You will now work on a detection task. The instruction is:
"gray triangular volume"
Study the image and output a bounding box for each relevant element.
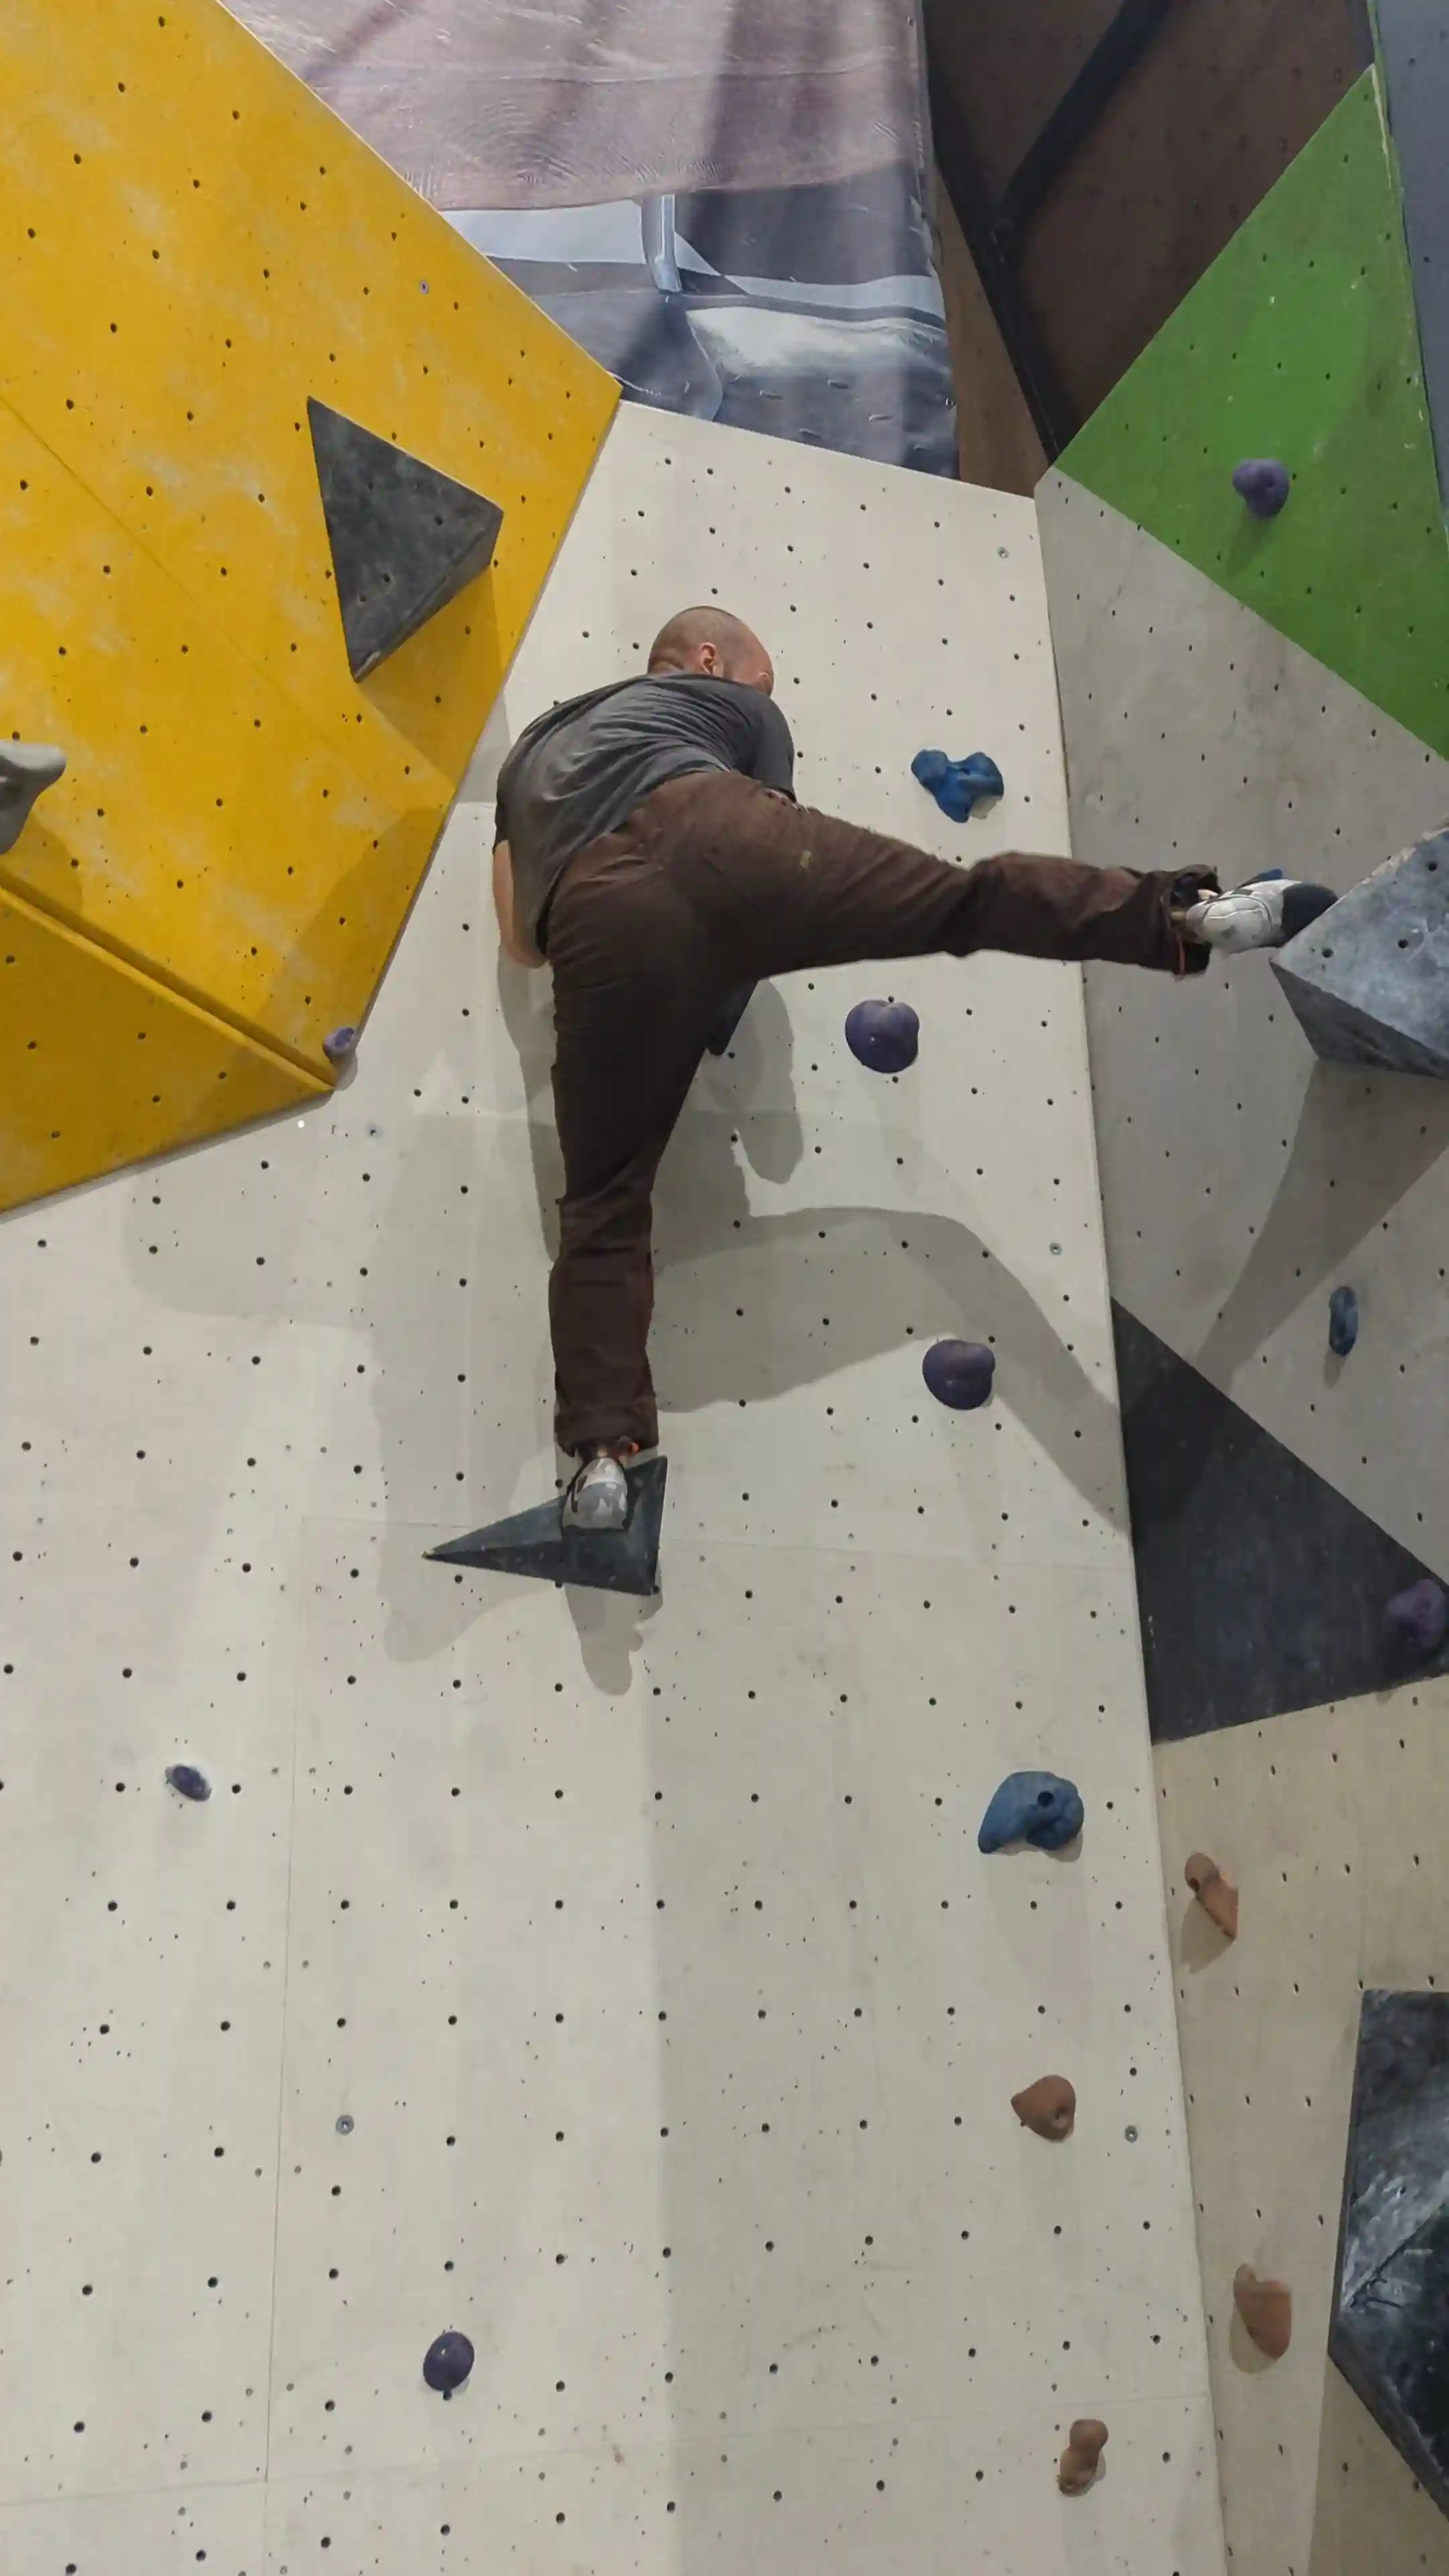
[1330,1991,1449,2518]
[308,398,504,681]
[425,1456,667,1598]
[1272,824,1449,1077]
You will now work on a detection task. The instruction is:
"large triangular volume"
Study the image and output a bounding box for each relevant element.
[308,398,504,681]
[426,1456,667,1597]
[1273,826,1449,1078]
[1114,1304,1449,1739]
[1331,1990,1449,2518]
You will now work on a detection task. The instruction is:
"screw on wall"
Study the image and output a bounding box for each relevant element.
[335,2114,354,2135]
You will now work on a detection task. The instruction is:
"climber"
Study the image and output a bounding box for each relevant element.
[492,604,1335,1532]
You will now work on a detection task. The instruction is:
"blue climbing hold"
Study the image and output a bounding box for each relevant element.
[1385,1576,1449,1663]
[922,1339,995,1410]
[1232,458,1291,519]
[912,747,1004,824]
[845,998,919,1073]
[423,2330,475,2395]
[323,1024,358,1066]
[166,1764,211,1803]
[978,1770,1084,1854]
[1328,1285,1359,1357]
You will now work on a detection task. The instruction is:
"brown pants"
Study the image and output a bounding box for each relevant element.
[543,769,1208,1454]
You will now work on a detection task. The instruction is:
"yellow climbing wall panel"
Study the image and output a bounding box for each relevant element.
[0,395,433,1073]
[0,885,324,1217]
[0,0,617,1205]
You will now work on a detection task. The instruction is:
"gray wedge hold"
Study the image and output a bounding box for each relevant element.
[1272,826,1449,1078]
[0,743,66,855]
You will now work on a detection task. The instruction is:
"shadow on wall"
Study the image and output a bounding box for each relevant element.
[110,945,1120,1691]
[1195,1061,1449,1389]
[1307,2358,1449,2573]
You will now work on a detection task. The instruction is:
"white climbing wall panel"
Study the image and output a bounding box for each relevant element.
[1036,472,1449,1567]
[0,408,1225,2575]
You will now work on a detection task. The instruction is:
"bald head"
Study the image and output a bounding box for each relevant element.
[647,606,774,696]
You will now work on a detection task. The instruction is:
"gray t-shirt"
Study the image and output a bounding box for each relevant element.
[494,672,796,948]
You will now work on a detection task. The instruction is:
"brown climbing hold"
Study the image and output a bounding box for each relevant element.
[1059,2418,1108,2494]
[1234,2264,1292,2361]
[1185,1851,1238,1939]
[1012,2074,1075,2139]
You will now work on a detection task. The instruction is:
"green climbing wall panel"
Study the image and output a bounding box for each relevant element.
[1057,72,1449,759]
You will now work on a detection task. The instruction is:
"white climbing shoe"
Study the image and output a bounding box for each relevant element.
[562,1452,631,1532]
[1179,875,1336,955]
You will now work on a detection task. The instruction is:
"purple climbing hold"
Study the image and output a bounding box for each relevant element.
[912,747,1004,824]
[1328,1285,1359,1357]
[1232,458,1291,519]
[423,2330,475,2395]
[845,998,920,1074]
[922,1338,996,1411]
[166,1764,211,1803]
[323,1024,357,1066]
[1385,1576,1449,1663]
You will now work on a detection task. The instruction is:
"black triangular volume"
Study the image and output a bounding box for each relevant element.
[426,1456,667,1599]
[1331,1991,1449,2518]
[308,398,504,681]
[1113,1302,1449,1740]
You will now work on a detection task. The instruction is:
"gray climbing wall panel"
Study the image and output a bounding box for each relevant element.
[0,410,1224,2573]
[1376,0,1449,505]
[1156,1697,1449,2576]
[1038,472,1449,1610]
[1040,461,1449,2576]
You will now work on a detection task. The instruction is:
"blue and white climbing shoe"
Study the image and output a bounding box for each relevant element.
[562,1452,631,1532]
[1180,875,1336,955]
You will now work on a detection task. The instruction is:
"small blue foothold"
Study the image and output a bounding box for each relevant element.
[1328,1285,1358,1357]
[978,1770,1084,1854]
[423,2330,475,2395]
[1385,1576,1449,1663]
[922,1339,995,1410]
[323,1024,357,1066]
[1232,458,1291,518]
[845,998,919,1074]
[166,1764,211,1803]
[912,748,1004,823]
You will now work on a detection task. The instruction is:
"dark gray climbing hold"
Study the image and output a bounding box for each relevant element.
[423,2330,474,2395]
[1331,1989,1449,2517]
[978,1770,1083,1854]
[1328,1286,1359,1356]
[845,998,919,1073]
[323,1024,357,1066]
[427,1454,667,1597]
[922,1339,995,1410]
[1232,458,1291,517]
[166,1764,211,1802]
[308,398,504,682]
[1385,1575,1449,1662]
[0,743,66,855]
[912,747,1004,824]
[706,981,756,1057]
[1273,828,1449,1078]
